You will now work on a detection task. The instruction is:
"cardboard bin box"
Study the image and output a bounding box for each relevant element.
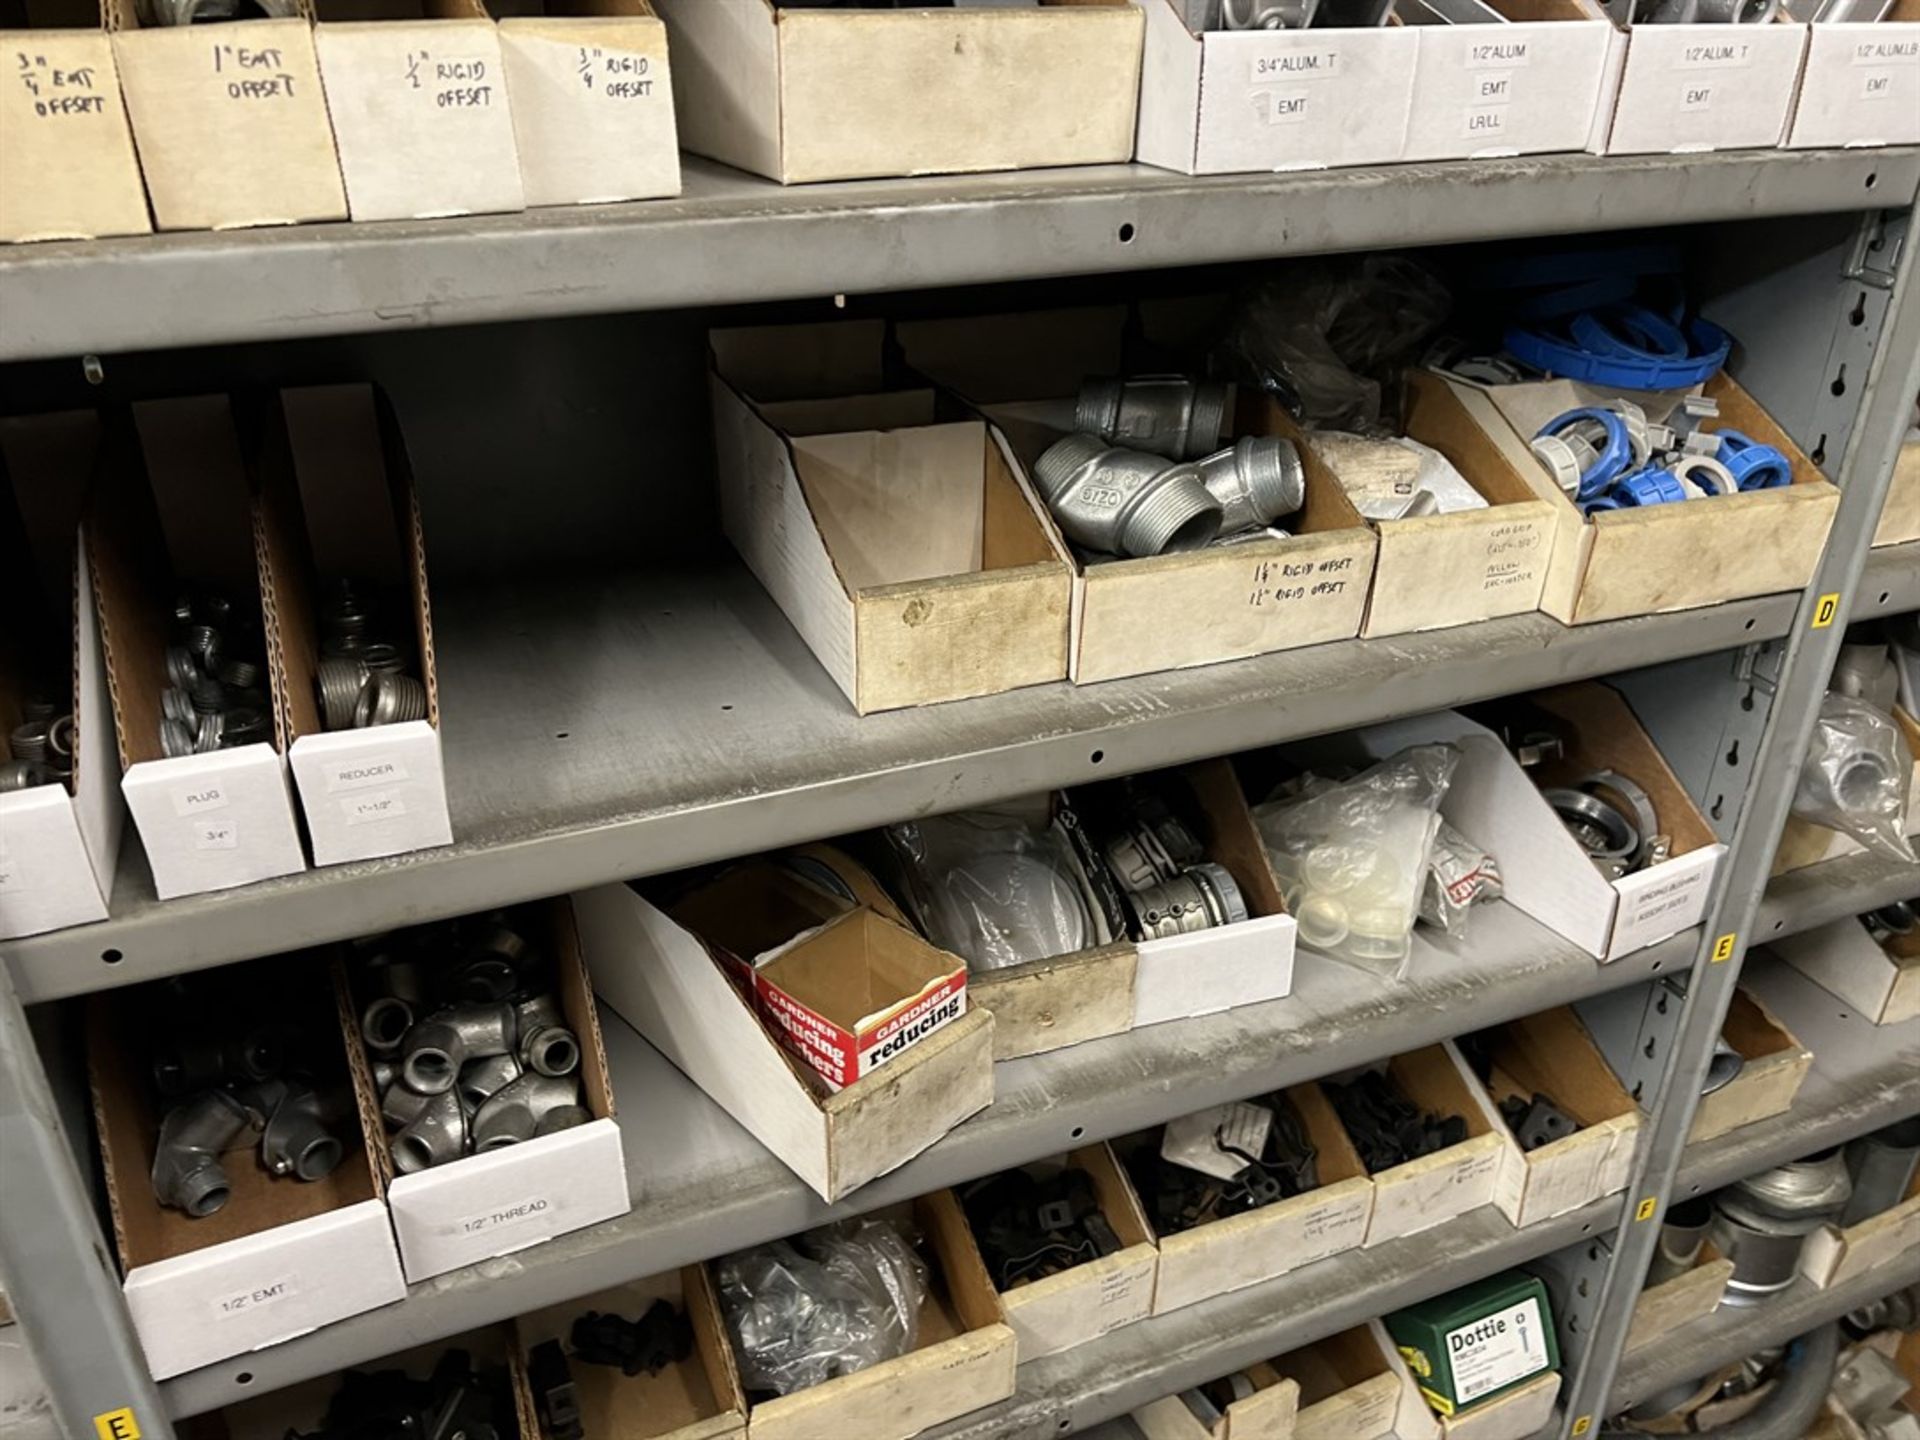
[1799,1164,1920,1289]
[0,413,124,939]
[653,0,1142,185]
[1875,439,1920,546]
[511,1266,747,1440]
[314,0,524,221]
[1785,0,1920,149]
[253,384,453,867]
[0,0,149,242]
[1600,15,1807,154]
[1773,915,1920,1027]
[1427,1370,1559,1440]
[899,307,1379,685]
[1277,1324,1409,1440]
[575,876,994,1205]
[1627,1242,1732,1351]
[1771,705,1920,876]
[1132,1370,1300,1440]
[1118,1082,1375,1317]
[1435,370,1838,625]
[106,0,346,232]
[710,1192,1017,1440]
[87,398,308,901]
[710,320,1074,714]
[338,896,630,1283]
[1687,985,1812,1144]
[88,956,406,1382]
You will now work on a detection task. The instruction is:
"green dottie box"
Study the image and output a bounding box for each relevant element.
[1385,1270,1559,1418]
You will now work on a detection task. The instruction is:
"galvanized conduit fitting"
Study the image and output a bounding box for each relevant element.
[1198,437,1305,535]
[399,1002,516,1094]
[353,671,429,728]
[151,1090,257,1217]
[317,657,370,731]
[392,1089,466,1174]
[472,1072,581,1151]
[1076,377,1231,462]
[251,1081,344,1182]
[1033,435,1223,558]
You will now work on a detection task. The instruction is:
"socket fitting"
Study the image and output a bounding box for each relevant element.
[1076,377,1231,461]
[1034,435,1223,558]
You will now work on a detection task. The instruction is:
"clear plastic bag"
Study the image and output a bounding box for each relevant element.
[714,1219,928,1397]
[886,809,1095,971]
[1420,819,1504,941]
[1252,745,1459,969]
[1792,694,1917,863]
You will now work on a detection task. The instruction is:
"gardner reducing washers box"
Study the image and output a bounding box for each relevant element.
[1385,1270,1559,1418]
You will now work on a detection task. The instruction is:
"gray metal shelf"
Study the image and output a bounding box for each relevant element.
[0,150,1914,361]
[1754,851,1920,946]
[6,563,1799,1004]
[160,903,1689,1417]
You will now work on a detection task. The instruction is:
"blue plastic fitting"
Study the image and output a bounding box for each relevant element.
[1503,317,1732,390]
[1537,407,1635,501]
[1715,429,1792,491]
[1568,305,1690,361]
[1616,467,1689,508]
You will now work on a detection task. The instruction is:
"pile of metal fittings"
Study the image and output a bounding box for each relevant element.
[288,1349,517,1440]
[1181,0,1396,28]
[354,914,589,1173]
[1542,769,1669,880]
[1325,1071,1466,1173]
[313,579,429,731]
[1709,1148,1853,1305]
[1531,393,1792,518]
[1099,788,1249,940]
[1,690,74,792]
[1638,0,1784,23]
[1126,1095,1319,1236]
[961,1166,1123,1288]
[156,589,274,758]
[1032,377,1305,559]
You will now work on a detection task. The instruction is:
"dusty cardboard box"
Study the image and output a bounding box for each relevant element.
[964,1144,1158,1361]
[314,0,525,220]
[711,1192,1017,1440]
[338,896,630,1283]
[1132,1369,1300,1440]
[105,0,346,231]
[0,413,123,939]
[899,307,1378,685]
[710,320,1073,714]
[490,0,678,208]
[1475,1007,1643,1229]
[88,397,307,901]
[1774,916,1920,1026]
[87,956,405,1382]
[0,0,150,242]
[1876,439,1920,546]
[1799,1165,1920,1288]
[1275,1324,1408,1440]
[1626,1243,1732,1351]
[1117,1082,1374,1317]
[511,1266,747,1440]
[252,384,453,867]
[1430,1370,1559,1440]
[1785,0,1920,148]
[1771,706,1920,876]
[576,878,994,1204]
[1601,16,1807,153]
[1687,985,1812,1144]
[653,0,1141,185]
[1436,370,1838,624]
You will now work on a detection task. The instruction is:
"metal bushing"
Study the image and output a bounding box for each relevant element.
[354,670,428,728]
[1197,437,1305,534]
[185,623,222,674]
[360,642,405,676]
[159,718,195,759]
[165,645,198,690]
[187,673,226,716]
[1125,862,1249,940]
[316,656,371,732]
[8,721,48,764]
[192,711,227,754]
[1709,1205,1812,1304]
[0,760,38,792]
[1076,377,1231,462]
[1034,435,1224,559]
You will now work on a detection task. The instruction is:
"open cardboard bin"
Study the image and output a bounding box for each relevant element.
[0,0,149,242]
[1115,1082,1374,1317]
[1876,439,1920,546]
[104,0,346,232]
[313,0,524,221]
[337,896,630,1282]
[1472,1007,1643,1229]
[1771,706,1920,876]
[1786,0,1920,148]
[87,955,405,1381]
[651,0,1142,185]
[1279,1323,1411,1440]
[1626,1242,1732,1351]
[575,877,994,1204]
[708,1192,1017,1440]
[1427,1370,1559,1440]
[1434,370,1838,624]
[0,413,124,939]
[709,320,1074,714]
[1601,14,1808,153]
[1799,1162,1920,1289]
[1132,1370,1301,1440]
[1686,985,1812,1144]
[511,1266,747,1440]
[86,397,308,901]
[898,306,1379,685]
[252,384,453,867]
[1774,916,1920,1027]
[488,0,677,208]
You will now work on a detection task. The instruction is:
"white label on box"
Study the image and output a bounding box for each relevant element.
[1611,854,1713,957]
[1676,40,1753,69]
[1679,80,1717,111]
[1471,71,1514,102]
[1251,48,1340,81]
[213,1274,298,1321]
[1163,1101,1274,1182]
[194,817,239,851]
[1463,104,1509,138]
[1260,87,1314,124]
[171,782,229,817]
[1859,69,1896,100]
[1854,35,1919,64]
[1466,38,1530,68]
[342,791,407,825]
[451,1194,559,1240]
[1447,1297,1550,1405]
[327,755,410,792]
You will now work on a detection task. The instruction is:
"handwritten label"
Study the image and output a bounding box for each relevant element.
[211,42,299,100]
[1467,39,1530,68]
[1094,1263,1154,1333]
[214,1274,296,1321]
[1251,49,1340,81]
[11,50,109,117]
[574,46,655,99]
[342,790,407,826]
[1450,1148,1500,1187]
[327,756,409,793]
[170,783,229,818]
[1677,41,1752,68]
[404,50,495,108]
[195,817,239,851]
[454,1196,554,1238]
[1247,554,1354,608]
[1299,1194,1370,1255]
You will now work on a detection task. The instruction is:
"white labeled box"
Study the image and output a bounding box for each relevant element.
[1601,19,1808,153]
[339,896,630,1282]
[314,0,524,221]
[899,306,1379,685]
[495,0,678,208]
[575,878,994,1204]
[1403,0,1618,163]
[87,958,405,1382]
[88,397,307,900]
[653,0,1142,185]
[1135,0,1419,174]
[1437,370,1839,625]
[0,5,150,243]
[1774,915,1920,1026]
[255,384,453,867]
[1687,985,1811,1144]
[105,0,346,231]
[1786,0,1920,148]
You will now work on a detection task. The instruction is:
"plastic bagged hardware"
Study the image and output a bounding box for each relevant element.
[1253,744,1459,967]
[1791,695,1917,864]
[1309,431,1487,521]
[1420,818,1503,939]
[961,1166,1122,1289]
[714,1219,928,1397]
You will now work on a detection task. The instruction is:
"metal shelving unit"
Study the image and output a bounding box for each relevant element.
[2,135,1918,1440]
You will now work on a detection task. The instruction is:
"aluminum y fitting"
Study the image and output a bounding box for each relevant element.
[1126,862,1249,940]
[1075,377,1231,462]
[400,1003,516,1094]
[151,1089,258,1217]
[472,1072,582,1152]
[392,1089,466,1174]
[1197,437,1306,534]
[1033,435,1224,559]
[1715,429,1792,491]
